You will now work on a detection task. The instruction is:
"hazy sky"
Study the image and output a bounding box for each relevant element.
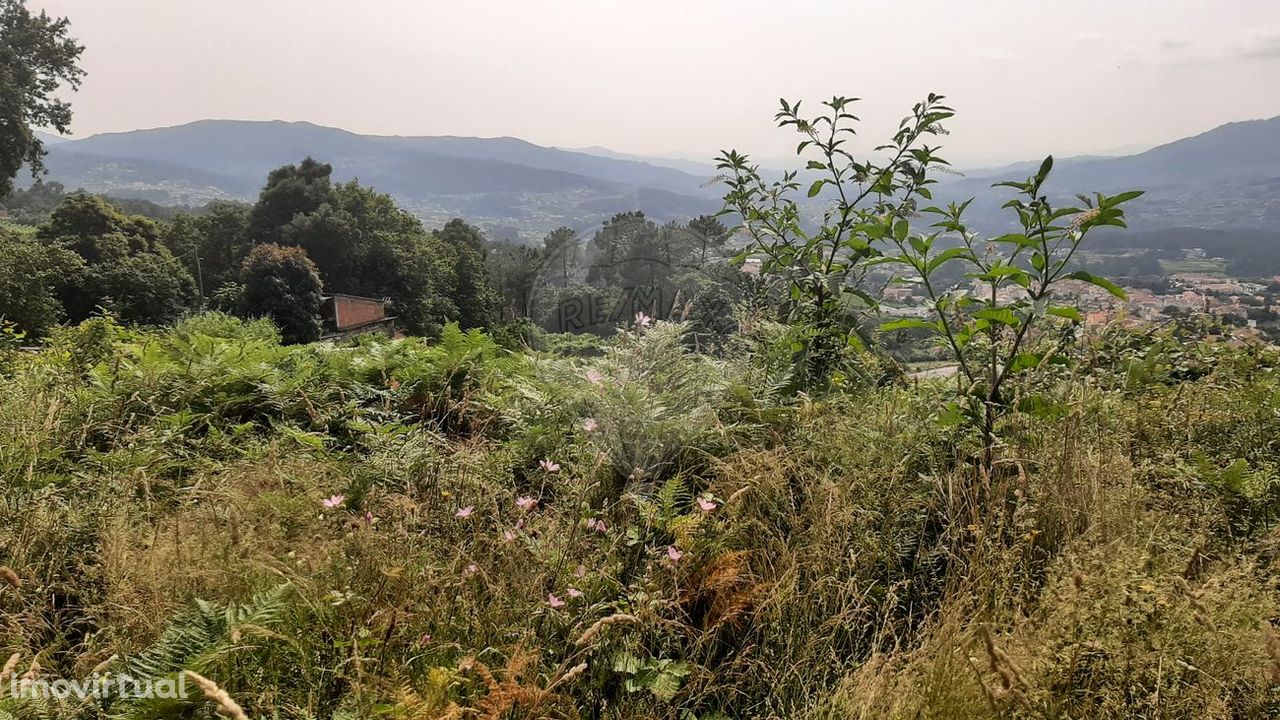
[30,0,1280,167]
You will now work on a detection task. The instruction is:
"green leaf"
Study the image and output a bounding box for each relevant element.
[979,265,1026,278]
[1046,306,1083,323]
[1010,352,1041,373]
[991,233,1036,249]
[974,307,1019,325]
[807,179,825,198]
[926,246,974,273]
[612,651,641,674]
[1035,155,1053,184]
[649,663,692,701]
[1107,190,1145,206]
[893,220,910,241]
[881,318,941,333]
[1066,270,1126,299]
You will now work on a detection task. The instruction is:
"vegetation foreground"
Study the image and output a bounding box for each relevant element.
[0,313,1276,719]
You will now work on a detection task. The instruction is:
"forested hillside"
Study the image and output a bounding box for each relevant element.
[22,120,722,237]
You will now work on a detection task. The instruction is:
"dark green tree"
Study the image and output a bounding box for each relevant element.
[0,226,83,337]
[0,0,84,197]
[586,211,661,287]
[687,214,729,265]
[247,157,335,243]
[162,200,252,297]
[38,193,196,324]
[487,240,544,320]
[241,243,323,344]
[93,251,196,326]
[437,219,499,330]
[0,179,65,222]
[245,170,462,336]
[542,227,579,284]
[279,202,360,283]
[39,191,160,263]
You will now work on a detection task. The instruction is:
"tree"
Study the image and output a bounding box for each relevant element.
[437,219,499,330]
[0,0,84,197]
[244,168,467,336]
[162,200,253,297]
[247,158,335,243]
[488,240,544,320]
[587,212,640,283]
[0,179,65,222]
[38,192,196,324]
[93,251,196,326]
[241,244,323,344]
[279,202,360,283]
[39,192,159,263]
[687,214,729,266]
[0,226,83,337]
[542,227,579,284]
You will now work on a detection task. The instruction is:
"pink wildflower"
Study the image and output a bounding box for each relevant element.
[667,545,684,562]
[696,497,718,513]
[567,588,583,598]
[547,593,566,609]
[635,311,653,328]
[582,417,598,433]
[322,495,345,509]
[587,517,607,532]
[503,528,516,542]
[539,459,561,473]
[464,563,478,576]
[455,505,475,519]
[585,369,603,385]
[516,496,539,511]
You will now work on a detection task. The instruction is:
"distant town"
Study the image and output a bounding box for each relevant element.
[868,246,1280,346]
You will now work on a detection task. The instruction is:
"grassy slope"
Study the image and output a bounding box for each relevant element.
[1,315,1279,718]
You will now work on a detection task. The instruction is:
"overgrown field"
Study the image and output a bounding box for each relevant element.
[2,314,1280,718]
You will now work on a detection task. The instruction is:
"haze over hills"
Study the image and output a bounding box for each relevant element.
[28,120,724,240]
[21,115,1280,240]
[936,115,1280,233]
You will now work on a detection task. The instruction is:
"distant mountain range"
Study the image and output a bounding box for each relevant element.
[935,116,1280,233]
[26,120,724,240]
[23,115,1280,240]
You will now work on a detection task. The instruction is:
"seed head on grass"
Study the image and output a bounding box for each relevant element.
[980,626,1030,707]
[1175,577,1217,631]
[0,653,20,685]
[1262,621,1280,684]
[575,613,638,648]
[184,670,250,720]
[0,566,21,589]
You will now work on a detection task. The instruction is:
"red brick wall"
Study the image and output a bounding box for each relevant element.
[333,296,386,328]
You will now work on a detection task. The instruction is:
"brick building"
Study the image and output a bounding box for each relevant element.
[321,294,397,340]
